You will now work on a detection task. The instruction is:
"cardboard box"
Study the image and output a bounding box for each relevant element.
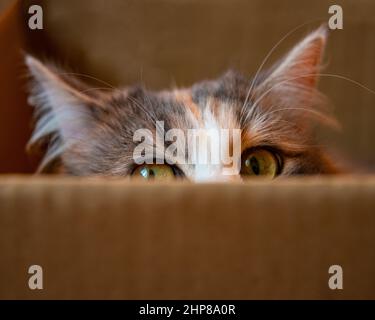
[0,176,374,299]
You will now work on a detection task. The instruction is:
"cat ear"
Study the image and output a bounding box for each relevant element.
[25,55,102,170]
[263,25,327,89]
[253,25,336,128]
[255,25,328,104]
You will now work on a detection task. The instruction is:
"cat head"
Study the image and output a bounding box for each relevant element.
[25,25,340,182]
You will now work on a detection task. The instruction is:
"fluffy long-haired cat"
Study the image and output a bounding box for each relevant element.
[25,26,341,182]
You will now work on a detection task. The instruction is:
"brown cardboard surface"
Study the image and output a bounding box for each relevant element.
[0,175,374,299]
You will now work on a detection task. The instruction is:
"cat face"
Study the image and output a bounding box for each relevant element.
[26,26,340,182]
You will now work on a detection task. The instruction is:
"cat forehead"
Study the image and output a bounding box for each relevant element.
[111,87,243,132]
[109,70,250,129]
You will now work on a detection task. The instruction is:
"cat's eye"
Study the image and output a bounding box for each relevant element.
[241,148,281,178]
[131,164,177,180]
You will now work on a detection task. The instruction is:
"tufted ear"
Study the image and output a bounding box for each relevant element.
[25,55,102,171]
[253,25,337,128]
[261,25,328,92]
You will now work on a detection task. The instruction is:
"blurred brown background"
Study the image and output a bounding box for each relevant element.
[1,0,375,172]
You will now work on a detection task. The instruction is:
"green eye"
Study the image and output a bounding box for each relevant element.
[132,164,176,181]
[241,149,281,178]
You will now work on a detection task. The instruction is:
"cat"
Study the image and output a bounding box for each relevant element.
[25,25,341,182]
